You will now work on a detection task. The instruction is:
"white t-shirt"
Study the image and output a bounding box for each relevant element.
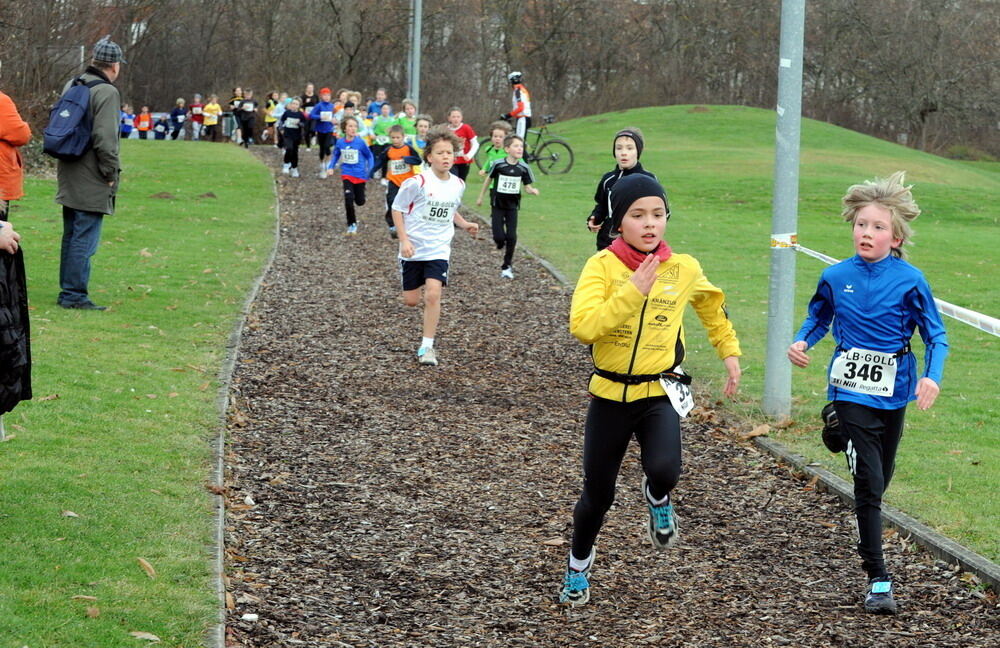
[392,170,466,261]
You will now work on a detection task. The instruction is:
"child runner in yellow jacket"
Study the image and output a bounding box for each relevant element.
[560,174,742,606]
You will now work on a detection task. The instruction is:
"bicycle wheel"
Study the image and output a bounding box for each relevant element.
[474,137,491,170]
[534,139,574,175]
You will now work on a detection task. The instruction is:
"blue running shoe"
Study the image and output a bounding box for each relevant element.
[558,547,595,606]
[643,476,679,550]
[864,576,897,614]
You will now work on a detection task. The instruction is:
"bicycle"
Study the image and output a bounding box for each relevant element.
[475,114,574,175]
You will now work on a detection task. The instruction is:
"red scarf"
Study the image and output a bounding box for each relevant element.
[609,237,672,270]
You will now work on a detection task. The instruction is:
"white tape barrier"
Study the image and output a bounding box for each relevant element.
[791,243,1000,338]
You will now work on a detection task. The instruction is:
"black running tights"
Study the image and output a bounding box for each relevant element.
[571,396,682,560]
[343,179,366,225]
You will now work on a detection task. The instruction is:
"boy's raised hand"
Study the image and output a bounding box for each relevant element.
[915,377,940,410]
[629,254,659,295]
[787,340,810,367]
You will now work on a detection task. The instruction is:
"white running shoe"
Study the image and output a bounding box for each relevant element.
[281,163,290,175]
[417,346,438,366]
[380,178,388,187]
[500,267,514,280]
[290,168,300,178]
[346,223,358,236]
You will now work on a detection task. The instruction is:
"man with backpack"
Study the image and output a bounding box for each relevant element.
[53,37,124,310]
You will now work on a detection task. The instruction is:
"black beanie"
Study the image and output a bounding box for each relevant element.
[609,174,669,235]
[613,128,644,159]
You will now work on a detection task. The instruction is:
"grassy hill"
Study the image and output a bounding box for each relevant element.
[506,105,999,560]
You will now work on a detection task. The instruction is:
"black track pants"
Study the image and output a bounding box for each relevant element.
[283,140,300,168]
[836,401,905,579]
[491,206,518,269]
[571,396,682,560]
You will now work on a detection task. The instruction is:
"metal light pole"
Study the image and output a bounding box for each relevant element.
[762,0,806,418]
[408,0,423,107]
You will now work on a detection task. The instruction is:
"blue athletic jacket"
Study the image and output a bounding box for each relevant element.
[794,254,948,410]
[330,137,374,180]
[309,101,336,134]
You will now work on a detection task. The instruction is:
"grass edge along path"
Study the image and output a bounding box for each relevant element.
[0,141,275,647]
[210,169,282,648]
[501,104,999,562]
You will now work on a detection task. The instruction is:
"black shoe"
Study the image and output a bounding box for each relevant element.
[864,576,897,614]
[61,300,107,311]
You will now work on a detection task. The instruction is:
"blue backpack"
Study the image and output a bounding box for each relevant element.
[43,77,109,161]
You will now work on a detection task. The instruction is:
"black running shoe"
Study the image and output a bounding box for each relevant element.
[864,576,897,614]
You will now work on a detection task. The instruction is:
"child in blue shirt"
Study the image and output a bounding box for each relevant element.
[309,87,337,177]
[120,104,135,138]
[329,116,374,235]
[788,171,948,616]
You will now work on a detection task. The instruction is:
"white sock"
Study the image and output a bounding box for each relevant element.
[646,484,670,506]
[421,337,434,350]
[569,551,592,572]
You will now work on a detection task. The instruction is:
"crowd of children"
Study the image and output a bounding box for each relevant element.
[117,75,950,618]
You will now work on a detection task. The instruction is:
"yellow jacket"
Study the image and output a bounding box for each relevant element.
[570,249,741,402]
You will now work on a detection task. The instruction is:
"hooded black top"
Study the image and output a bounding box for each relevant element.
[588,161,658,250]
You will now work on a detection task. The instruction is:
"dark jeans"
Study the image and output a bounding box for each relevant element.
[491,204,518,268]
[571,396,682,560]
[837,401,906,579]
[343,179,366,225]
[59,207,104,305]
[138,130,148,140]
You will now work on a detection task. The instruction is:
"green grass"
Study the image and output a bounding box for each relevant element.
[509,105,999,560]
[0,141,275,646]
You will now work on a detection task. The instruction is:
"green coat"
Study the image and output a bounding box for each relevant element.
[55,67,121,215]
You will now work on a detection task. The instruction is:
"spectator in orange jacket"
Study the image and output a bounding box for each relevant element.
[0,87,32,224]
